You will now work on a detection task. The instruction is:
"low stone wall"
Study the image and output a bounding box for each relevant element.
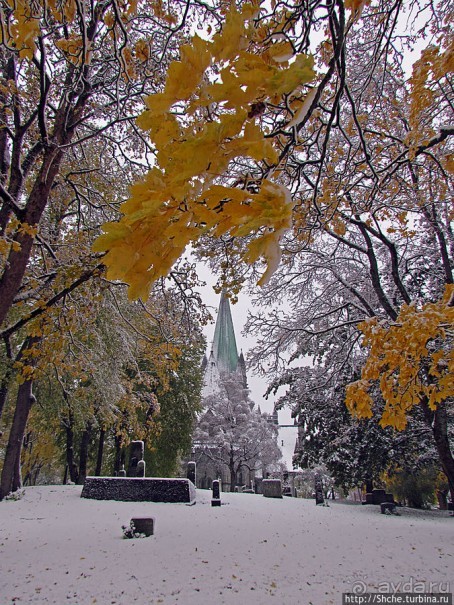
[81,477,196,504]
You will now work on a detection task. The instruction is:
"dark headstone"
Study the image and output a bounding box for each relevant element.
[380,502,399,515]
[81,477,196,504]
[187,461,196,485]
[211,479,221,506]
[127,441,144,477]
[254,478,263,495]
[131,517,155,536]
[136,459,145,478]
[315,476,324,505]
[363,489,393,505]
[262,479,282,499]
[118,465,126,477]
[371,489,387,504]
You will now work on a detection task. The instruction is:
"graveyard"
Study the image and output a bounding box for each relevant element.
[1,4,453,605]
[0,483,452,605]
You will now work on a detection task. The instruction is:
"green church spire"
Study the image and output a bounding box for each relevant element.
[212,291,239,374]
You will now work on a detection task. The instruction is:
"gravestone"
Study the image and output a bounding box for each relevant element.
[136,459,146,478]
[380,502,399,515]
[254,478,263,494]
[371,489,387,504]
[211,479,221,507]
[187,461,196,485]
[130,517,155,536]
[282,485,292,497]
[363,489,394,505]
[262,479,283,499]
[118,465,126,477]
[315,475,324,505]
[127,440,144,477]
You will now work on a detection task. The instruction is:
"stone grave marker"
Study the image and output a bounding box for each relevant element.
[254,478,263,494]
[187,461,196,485]
[380,502,399,515]
[211,479,221,507]
[136,459,146,477]
[262,479,283,498]
[127,440,144,477]
[363,489,394,505]
[131,517,155,536]
[315,475,324,505]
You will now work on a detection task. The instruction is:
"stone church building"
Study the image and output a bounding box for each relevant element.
[192,292,278,491]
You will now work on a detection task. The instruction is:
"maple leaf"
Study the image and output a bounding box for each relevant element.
[93,4,316,299]
[345,286,454,429]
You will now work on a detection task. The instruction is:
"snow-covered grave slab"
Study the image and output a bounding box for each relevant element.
[81,476,196,504]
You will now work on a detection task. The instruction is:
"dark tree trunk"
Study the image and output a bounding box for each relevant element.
[229,465,237,492]
[95,428,105,476]
[422,399,454,503]
[0,375,9,423]
[77,422,92,485]
[365,478,373,493]
[229,446,237,492]
[12,438,22,492]
[0,338,14,423]
[0,380,34,499]
[436,489,448,510]
[23,463,42,487]
[432,405,454,504]
[33,466,41,485]
[0,147,64,327]
[114,434,125,476]
[65,421,79,484]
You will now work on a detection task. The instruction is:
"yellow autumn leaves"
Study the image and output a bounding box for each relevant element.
[1,0,161,70]
[407,40,454,152]
[93,4,315,299]
[1,0,77,59]
[346,285,454,430]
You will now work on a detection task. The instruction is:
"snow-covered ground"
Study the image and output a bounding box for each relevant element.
[0,485,452,605]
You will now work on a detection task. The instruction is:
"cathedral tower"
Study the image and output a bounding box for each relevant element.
[202,291,247,398]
